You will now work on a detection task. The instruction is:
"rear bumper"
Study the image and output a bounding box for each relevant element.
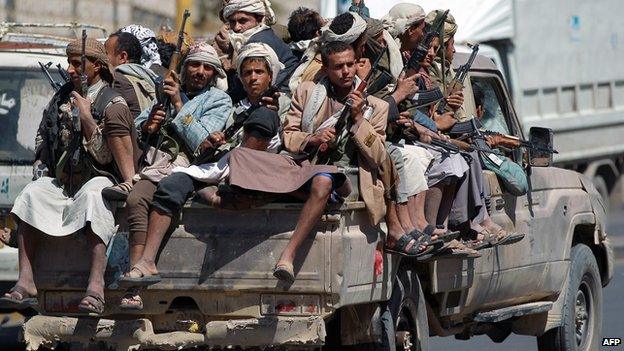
[23,314,326,350]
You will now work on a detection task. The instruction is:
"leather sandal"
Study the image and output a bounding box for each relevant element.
[78,290,105,316]
[273,262,295,284]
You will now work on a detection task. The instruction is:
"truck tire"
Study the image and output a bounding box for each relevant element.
[536,244,602,351]
[385,267,429,351]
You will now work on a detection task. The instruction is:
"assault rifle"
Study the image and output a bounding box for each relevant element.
[311,45,387,165]
[449,118,558,154]
[142,9,190,165]
[435,43,479,114]
[38,61,65,92]
[404,9,448,73]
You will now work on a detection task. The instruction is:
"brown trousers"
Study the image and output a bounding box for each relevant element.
[125,179,157,245]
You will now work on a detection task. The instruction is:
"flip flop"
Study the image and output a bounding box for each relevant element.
[273,262,295,284]
[0,285,38,310]
[497,232,526,246]
[119,288,144,311]
[78,290,105,317]
[116,262,162,288]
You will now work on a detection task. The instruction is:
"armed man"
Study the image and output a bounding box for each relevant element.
[378,4,477,258]
[215,0,298,102]
[0,37,139,315]
[116,42,232,310]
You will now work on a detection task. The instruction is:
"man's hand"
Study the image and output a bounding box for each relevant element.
[396,111,415,129]
[348,90,365,123]
[199,131,227,152]
[433,110,457,131]
[143,104,166,134]
[446,91,464,110]
[391,71,420,103]
[259,90,280,111]
[356,58,371,80]
[70,91,92,121]
[215,25,232,55]
[308,127,336,147]
[163,73,183,111]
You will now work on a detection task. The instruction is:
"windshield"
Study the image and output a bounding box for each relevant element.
[0,68,60,164]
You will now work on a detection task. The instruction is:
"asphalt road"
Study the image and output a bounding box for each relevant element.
[430,208,624,351]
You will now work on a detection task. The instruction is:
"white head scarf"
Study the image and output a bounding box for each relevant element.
[236,42,284,85]
[121,24,162,68]
[184,43,227,79]
[288,12,367,93]
[381,3,426,38]
[319,12,367,44]
[222,0,276,26]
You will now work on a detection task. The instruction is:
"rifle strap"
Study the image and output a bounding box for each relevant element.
[91,86,123,123]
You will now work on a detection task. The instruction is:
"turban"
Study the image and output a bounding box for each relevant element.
[236,42,284,85]
[66,38,114,83]
[184,42,227,79]
[222,0,276,26]
[365,18,384,39]
[381,3,426,38]
[121,24,162,68]
[425,10,457,43]
[320,12,367,44]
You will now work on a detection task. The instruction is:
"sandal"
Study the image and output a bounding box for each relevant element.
[492,228,525,246]
[466,228,495,251]
[116,261,162,288]
[119,288,144,311]
[0,285,38,310]
[422,224,459,243]
[273,262,295,284]
[423,239,482,261]
[102,181,133,201]
[78,290,105,316]
[385,234,435,258]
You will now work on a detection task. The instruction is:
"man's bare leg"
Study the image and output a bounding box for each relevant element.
[424,185,444,226]
[276,176,332,267]
[436,181,457,226]
[132,209,173,275]
[129,243,145,267]
[85,229,107,297]
[4,223,39,299]
[396,202,416,233]
[384,200,424,252]
[108,135,135,182]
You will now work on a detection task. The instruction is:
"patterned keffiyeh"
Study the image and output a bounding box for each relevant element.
[121,24,162,68]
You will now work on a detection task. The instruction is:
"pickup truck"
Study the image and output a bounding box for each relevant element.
[20,53,614,351]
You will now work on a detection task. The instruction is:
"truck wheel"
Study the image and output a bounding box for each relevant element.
[536,244,602,351]
[386,267,429,351]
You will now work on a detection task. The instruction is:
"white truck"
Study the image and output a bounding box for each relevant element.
[363,0,624,210]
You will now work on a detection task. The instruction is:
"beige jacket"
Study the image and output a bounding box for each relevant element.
[282,80,388,225]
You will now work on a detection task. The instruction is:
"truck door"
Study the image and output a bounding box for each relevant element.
[467,72,564,307]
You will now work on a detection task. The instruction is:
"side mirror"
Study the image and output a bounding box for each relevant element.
[528,127,554,167]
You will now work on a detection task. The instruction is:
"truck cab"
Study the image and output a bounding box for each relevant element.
[21,53,614,351]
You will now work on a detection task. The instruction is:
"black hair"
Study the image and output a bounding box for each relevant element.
[472,83,485,108]
[109,31,142,64]
[320,41,354,66]
[156,38,176,68]
[328,12,355,35]
[240,57,273,77]
[288,7,323,42]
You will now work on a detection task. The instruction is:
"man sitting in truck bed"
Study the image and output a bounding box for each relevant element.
[0,38,139,315]
[116,43,349,294]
